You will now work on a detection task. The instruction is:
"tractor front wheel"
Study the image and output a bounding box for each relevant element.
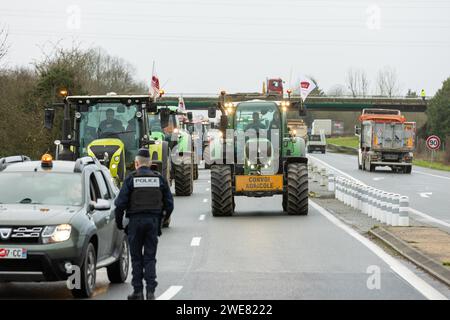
[211,165,234,217]
[174,163,193,196]
[287,163,308,215]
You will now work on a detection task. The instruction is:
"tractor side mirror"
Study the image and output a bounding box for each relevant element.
[147,102,157,113]
[220,115,228,131]
[187,112,193,121]
[354,125,361,136]
[44,108,55,129]
[160,109,170,129]
[208,107,217,119]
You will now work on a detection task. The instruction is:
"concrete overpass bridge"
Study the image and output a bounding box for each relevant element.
[160,94,427,113]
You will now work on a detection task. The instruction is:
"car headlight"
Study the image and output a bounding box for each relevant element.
[42,224,72,243]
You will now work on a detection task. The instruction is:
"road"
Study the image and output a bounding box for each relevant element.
[308,152,450,231]
[0,170,448,300]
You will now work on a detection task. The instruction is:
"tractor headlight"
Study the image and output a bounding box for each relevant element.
[114,156,120,162]
[112,164,117,169]
[42,224,72,243]
[250,164,255,169]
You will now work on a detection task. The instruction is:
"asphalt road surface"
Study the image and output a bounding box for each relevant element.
[308,152,450,232]
[0,170,448,300]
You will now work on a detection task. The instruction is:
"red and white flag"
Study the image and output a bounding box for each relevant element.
[298,76,316,102]
[151,74,160,97]
[178,96,186,112]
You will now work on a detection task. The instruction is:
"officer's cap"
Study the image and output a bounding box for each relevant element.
[137,148,150,158]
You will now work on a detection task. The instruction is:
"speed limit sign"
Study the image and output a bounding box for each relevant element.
[426,135,441,150]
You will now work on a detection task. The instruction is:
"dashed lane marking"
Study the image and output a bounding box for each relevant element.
[199,214,206,221]
[191,237,202,246]
[156,286,183,300]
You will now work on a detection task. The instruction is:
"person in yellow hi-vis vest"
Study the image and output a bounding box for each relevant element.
[420,89,426,101]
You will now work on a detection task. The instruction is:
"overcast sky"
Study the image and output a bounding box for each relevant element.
[1,0,449,95]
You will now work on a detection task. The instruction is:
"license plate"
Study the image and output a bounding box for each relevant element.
[0,248,27,259]
[235,175,283,192]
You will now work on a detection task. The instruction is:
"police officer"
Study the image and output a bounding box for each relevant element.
[420,89,426,101]
[115,148,174,300]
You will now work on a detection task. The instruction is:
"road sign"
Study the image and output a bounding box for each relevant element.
[426,135,441,150]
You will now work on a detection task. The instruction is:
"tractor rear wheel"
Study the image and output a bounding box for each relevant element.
[211,165,234,217]
[174,163,193,196]
[193,164,199,180]
[287,163,308,215]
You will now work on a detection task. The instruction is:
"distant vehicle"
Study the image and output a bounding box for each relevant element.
[356,109,416,174]
[0,155,129,298]
[287,119,308,141]
[312,119,332,136]
[307,132,326,154]
[266,78,284,96]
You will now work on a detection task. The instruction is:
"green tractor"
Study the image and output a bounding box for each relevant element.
[207,92,309,216]
[147,105,195,196]
[44,94,171,188]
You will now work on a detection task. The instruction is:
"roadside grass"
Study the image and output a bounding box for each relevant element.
[413,159,450,172]
[327,136,359,148]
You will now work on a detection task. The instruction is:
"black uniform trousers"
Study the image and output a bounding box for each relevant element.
[127,215,159,293]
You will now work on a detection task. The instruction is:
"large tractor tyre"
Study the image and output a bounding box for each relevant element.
[203,145,212,169]
[282,192,287,212]
[193,164,199,180]
[287,163,309,216]
[211,165,234,217]
[174,163,193,196]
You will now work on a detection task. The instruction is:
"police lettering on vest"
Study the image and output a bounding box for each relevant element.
[128,172,163,215]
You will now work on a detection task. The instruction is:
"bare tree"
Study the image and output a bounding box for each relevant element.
[376,66,401,97]
[0,27,9,62]
[327,84,347,96]
[345,68,370,97]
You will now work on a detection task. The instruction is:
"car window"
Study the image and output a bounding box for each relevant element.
[95,171,111,199]
[89,173,102,202]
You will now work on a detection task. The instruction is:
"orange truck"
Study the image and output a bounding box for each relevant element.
[356,109,415,174]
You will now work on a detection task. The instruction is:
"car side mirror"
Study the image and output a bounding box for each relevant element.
[208,107,217,118]
[92,199,111,211]
[187,112,193,121]
[44,108,55,129]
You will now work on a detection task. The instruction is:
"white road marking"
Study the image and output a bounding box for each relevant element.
[156,285,183,300]
[203,198,208,203]
[206,187,210,191]
[409,208,450,229]
[199,214,206,221]
[413,170,450,181]
[419,192,432,198]
[308,155,365,185]
[309,154,450,228]
[191,237,202,246]
[208,180,211,183]
[373,177,385,181]
[310,200,447,300]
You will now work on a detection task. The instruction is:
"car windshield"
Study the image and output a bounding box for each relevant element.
[0,172,83,206]
[78,103,140,158]
[148,113,179,134]
[235,102,280,132]
[309,135,322,141]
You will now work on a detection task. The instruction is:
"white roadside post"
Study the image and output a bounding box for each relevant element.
[362,185,369,215]
[335,177,341,200]
[391,194,400,226]
[312,165,319,182]
[399,196,410,226]
[328,172,335,192]
[343,179,349,205]
[381,192,389,224]
[386,193,394,226]
[368,188,375,218]
[350,182,356,208]
[375,190,382,221]
[320,168,327,187]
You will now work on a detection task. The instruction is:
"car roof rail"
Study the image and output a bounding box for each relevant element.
[74,156,102,172]
[0,155,31,171]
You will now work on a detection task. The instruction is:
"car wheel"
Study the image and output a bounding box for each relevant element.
[71,243,97,298]
[107,238,129,283]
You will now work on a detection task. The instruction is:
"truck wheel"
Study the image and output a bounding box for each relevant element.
[71,243,97,298]
[193,164,199,180]
[174,163,193,196]
[107,238,129,283]
[404,166,412,174]
[211,165,234,216]
[358,157,362,170]
[370,164,375,172]
[204,145,211,169]
[322,147,326,154]
[287,163,308,215]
